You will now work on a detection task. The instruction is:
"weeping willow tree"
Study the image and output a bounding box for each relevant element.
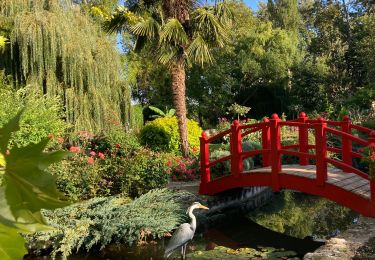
[0,0,131,132]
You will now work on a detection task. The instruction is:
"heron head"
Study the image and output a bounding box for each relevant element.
[186,202,209,214]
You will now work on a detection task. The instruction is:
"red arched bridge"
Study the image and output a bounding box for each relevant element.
[199,113,375,217]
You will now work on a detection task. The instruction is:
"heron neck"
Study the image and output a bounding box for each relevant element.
[188,207,197,231]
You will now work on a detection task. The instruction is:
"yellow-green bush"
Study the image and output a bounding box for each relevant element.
[140,116,202,155]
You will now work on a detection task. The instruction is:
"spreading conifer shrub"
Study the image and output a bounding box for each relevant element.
[26,189,186,259]
[139,116,202,155]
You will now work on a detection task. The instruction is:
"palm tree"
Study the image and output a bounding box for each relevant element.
[105,0,232,157]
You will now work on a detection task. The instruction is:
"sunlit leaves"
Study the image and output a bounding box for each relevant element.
[131,16,160,39]
[0,112,70,259]
[0,36,8,49]
[192,7,228,48]
[0,224,27,260]
[186,35,213,66]
[160,19,188,46]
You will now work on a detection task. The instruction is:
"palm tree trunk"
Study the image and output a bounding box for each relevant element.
[171,58,189,157]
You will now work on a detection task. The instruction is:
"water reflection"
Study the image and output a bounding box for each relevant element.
[43,190,357,259]
[248,190,358,239]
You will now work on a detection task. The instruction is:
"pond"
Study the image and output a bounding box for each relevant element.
[61,190,358,260]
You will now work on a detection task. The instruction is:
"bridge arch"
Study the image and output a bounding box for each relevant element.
[199,112,375,217]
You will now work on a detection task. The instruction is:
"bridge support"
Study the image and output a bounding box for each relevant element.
[299,112,309,166]
[369,132,375,204]
[262,118,271,167]
[270,114,281,191]
[315,118,327,186]
[199,132,210,194]
[342,116,353,172]
[231,120,243,178]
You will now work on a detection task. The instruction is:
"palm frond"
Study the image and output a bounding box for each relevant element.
[158,45,179,66]
[214,2,234,26]
[130,16,160,38]
[186,34,213,66]
[192,7,229,47]
[159,18,189,46]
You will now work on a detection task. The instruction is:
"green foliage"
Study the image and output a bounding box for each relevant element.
[0,84,68,148]
[140,117,202,155]
[50,146,169,200]
[0,35,7,49]
[0,112,70,259]
[149,105,176,118]
[0,0,131,133]
[227,103,251,120]
[0,223,27,260]
[130,104,144,130]
[27,189,186,259]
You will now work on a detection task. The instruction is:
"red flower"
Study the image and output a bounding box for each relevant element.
[191,146,198,153]
[87,157,95,164]
[358,148,364,153]
[115,143,121,148]
[98,152,105,160]
[166,160,172,167]
[69,146,81,153]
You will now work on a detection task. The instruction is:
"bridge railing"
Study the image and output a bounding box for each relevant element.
[200,112,375,202]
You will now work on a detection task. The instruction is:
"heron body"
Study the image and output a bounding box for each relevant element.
[164,202,209,259]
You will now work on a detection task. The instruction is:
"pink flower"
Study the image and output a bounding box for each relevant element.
[69,146,81,153]
[98,152,105,160]
[87,157,95,164]
[358,148,364,153]
[90,151,96,156]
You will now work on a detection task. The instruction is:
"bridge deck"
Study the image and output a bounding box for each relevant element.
[245,164,370,199]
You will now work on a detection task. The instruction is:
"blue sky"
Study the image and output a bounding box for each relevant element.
[244,0,263,11]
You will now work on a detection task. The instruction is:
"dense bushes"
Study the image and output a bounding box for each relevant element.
[0,84,67,147]
[50,133,169,200]
[26,189,186,259]
[140,116,202,155]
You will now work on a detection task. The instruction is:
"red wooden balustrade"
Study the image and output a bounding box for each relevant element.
[199,112,375,217]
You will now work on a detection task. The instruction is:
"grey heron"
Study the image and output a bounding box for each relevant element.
[164,202,209,259]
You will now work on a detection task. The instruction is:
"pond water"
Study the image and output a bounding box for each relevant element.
[61,190,358,260]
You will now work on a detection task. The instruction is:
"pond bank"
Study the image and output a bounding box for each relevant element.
[304,216,375,259]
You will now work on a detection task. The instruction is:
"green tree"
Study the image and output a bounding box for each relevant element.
[0,0,131,133]
[105,0,232,157]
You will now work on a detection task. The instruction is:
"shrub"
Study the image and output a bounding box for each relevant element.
[140,116,202,155]
[50,147,170,200]
[167,155,200,181]
[0,85,68,148]
[26,189,186,259]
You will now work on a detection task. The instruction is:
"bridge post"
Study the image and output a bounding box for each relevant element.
[315,118,327,187]
[369,131,375,203]
[342,115,353,172]
[270,114,281,191]
[298,112,309,166]
[199,131,210,193]
[262,118,271,167]
[231,120,243,178]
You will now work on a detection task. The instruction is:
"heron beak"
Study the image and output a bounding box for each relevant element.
[199,205,209,210]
